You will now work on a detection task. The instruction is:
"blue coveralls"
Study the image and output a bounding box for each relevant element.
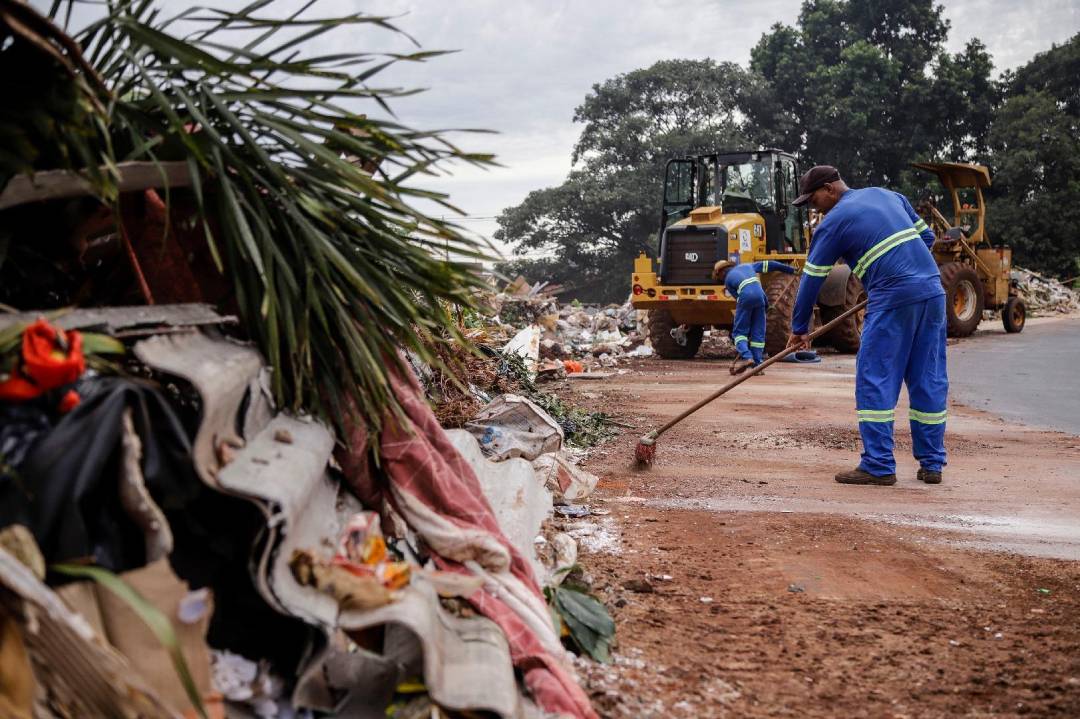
[791,188,947,477]
[725,260,797,364]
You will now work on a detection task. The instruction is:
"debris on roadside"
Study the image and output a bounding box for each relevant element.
[0,6,623,717]
[1012,267,1080,314]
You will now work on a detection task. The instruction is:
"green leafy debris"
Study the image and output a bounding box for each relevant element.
[546,584,616,663]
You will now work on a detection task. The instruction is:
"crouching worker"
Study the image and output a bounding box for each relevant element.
[712,259,796,374]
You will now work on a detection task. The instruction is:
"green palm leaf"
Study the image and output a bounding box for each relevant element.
[31,0,497,437]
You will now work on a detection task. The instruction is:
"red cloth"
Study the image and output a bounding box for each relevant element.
[338,361,596,719]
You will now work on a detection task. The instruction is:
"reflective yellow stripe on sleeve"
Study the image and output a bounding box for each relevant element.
[853,228,921,278]
[914,219,929,233]
[802,262,832,278]
[762,260,770,273]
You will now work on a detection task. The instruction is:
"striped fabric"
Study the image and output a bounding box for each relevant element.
[909,408,947,424]
[853,227,921,278]
[857,408,895,423]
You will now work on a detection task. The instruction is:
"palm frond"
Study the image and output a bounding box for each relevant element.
[34,0,496,436]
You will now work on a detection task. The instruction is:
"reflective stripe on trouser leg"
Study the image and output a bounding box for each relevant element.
[905,295,948,472]
[749,304,766,364]
[731,298,755,361]
[855,306,914,476]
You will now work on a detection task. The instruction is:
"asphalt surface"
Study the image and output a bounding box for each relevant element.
[948,315,1080,434]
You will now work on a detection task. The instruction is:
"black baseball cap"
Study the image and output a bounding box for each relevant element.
[793,165,842,207]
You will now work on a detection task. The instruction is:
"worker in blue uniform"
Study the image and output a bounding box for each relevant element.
[786,165,947,486]
[712,259,796,374]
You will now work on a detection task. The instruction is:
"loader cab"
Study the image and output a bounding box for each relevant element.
[659,150,807,253]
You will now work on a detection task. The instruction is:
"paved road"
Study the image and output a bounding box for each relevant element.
[948,315,1080,434]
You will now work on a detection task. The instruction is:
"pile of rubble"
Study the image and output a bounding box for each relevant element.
[486,278,652,374]
[1013,267,1080,314]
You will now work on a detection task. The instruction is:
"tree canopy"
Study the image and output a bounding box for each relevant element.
[749,0,997,187]
[494,59,751,302]
[986,35,1080,277]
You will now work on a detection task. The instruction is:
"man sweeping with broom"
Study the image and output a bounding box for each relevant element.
[786,166,948,486]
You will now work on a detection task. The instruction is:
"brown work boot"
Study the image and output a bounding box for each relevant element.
[729,358,755,375]
[834,467,897,486]
[917,468,942,484]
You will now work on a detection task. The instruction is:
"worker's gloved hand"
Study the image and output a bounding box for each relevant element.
[729,358,755,375]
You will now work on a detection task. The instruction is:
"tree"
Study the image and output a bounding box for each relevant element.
[749,0,998,189]
[495,59,751,302]
[986,34,1080,277]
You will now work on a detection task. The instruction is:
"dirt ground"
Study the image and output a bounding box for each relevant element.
[553,348,1080,718]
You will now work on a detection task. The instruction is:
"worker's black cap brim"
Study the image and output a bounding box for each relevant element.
[792,192,813,207]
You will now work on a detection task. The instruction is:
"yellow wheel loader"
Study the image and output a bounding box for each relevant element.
[912,162,1025,336]
[630,149,864,359]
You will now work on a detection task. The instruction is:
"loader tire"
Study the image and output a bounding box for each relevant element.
[1002,296,1026,333]
[940,262,984,337]
[648,309,703,359]
[819,272,866,353]
[763,271,800,357]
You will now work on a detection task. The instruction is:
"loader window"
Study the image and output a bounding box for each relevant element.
[720,162,773,214]
[781,159,805,252]
[662,159,695,227]
[955,187,981,236]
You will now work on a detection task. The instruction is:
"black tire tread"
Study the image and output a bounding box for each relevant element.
[820,273,866,353]
[1002,296,1026,333]
[940,261,984,337]
[763,272,800,356]
[648,309,703,359]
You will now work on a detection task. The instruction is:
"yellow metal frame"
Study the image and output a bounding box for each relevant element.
[912,161,1013,308]
[630,210,806,327]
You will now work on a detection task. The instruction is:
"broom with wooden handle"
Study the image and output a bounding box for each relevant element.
[634,299,868,466]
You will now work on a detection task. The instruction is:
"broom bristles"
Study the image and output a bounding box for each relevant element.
[634,439,656,466]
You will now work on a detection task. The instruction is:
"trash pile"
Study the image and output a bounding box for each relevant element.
[487,278,653,372]
[0,7,620,716]
[1013,267,1080,314]
[0,308,611,718]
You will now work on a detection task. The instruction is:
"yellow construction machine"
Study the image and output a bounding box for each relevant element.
[912,162,1025,336]
[630,149,864,358]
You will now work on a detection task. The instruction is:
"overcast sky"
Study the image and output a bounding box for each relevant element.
[337,0,1080,256]
[42,0,1080,256]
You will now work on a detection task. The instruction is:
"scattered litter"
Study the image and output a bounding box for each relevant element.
[699,597,714,604]
[533,451,600,502]
[556,505,592,518]
[787,583,805,593]
[466,394,563,461]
